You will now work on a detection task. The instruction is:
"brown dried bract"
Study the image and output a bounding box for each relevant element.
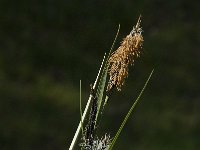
[107,16,143,91]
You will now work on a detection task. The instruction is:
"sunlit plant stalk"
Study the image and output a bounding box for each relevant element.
[69,25,120,150]
[68,54,106,150]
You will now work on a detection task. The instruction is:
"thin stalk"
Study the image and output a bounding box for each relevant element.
[109,69,154,150]
[69,54,107,150]
[80,80,84,135]
[96,24,120,122]
[69,25,120,150]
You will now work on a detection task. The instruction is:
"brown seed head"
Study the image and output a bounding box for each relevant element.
[107,16,143,91]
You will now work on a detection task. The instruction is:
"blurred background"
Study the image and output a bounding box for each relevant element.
[0,0,199,149]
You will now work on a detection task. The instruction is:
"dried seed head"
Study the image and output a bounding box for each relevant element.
[107,16,143,91]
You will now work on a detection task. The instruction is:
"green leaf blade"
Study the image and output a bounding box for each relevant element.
[109,69,154,150]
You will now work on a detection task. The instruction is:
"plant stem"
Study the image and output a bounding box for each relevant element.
[109,69,154,150]
[69,54,107,150]
[69,95,93,150]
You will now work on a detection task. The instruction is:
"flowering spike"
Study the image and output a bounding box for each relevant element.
[107,16,144,91]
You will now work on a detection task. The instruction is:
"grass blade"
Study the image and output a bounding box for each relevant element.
[69,55,107,150]
[109,69,154,150]
[96,24,121,121]
[69,24,120,150]
[80,80,84,136]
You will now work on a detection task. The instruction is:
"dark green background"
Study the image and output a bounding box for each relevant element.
[0,0,199,149]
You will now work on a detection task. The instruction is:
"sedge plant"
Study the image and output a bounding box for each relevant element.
[69,16,154,150]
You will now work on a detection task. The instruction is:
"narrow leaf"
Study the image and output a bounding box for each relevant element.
[109,69,154,150]
[96,24,121,121]
[80,80,84,135]
[69,55,108,150]
[69,25,120,150]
